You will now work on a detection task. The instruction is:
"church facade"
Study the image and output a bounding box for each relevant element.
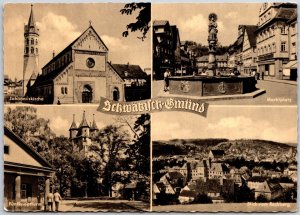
[25,6,149,104]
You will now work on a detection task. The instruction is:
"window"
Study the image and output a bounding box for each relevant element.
[4,145,9,154]
[36,48,38,54]
[61,87,64,94]
[281,42,286,52]
[31,38,34,45]
[273,43,276,52]
[36,39,38,45]
[21,183,32,199]
[26,38,29,45]
[31,47,34,54]
[64,87,68,94]
[281,26,286,34]
[25,47,29,54]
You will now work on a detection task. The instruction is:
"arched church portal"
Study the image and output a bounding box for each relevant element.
[82,85,93,103]
[112,87,120,101]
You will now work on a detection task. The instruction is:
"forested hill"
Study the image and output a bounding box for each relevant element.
[153,138,296,157]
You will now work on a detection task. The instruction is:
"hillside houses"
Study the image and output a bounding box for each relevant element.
[153,148,297,205]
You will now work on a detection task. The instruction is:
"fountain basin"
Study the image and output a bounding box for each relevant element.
[169,76,257,97]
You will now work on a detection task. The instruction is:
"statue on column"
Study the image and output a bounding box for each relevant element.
[207,13,218,76]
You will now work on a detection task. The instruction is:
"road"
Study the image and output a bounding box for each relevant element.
[58,199,150,212]
[152,79,297,105]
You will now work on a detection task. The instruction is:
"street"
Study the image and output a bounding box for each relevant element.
[152,79,297,105]
[57,199,150,212]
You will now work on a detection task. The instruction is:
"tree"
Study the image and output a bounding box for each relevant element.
[90,125,130,196]
[120,3,151,40]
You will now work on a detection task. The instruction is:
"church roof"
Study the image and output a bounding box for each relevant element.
[90,114,98,131]
[69,114,78,130]
[28,5,36,28]
[42,25,108,70]
[111,64,148,79]
[31,63,70,87]
[79,111,89,128]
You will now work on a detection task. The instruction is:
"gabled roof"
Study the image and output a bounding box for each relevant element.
[111,64,147,79]
[69,114,78,130]
[167,171,184,179]
[4,126,53,170]
[244,25,258,47]
[155,182,165,191]
[42,25,108,70]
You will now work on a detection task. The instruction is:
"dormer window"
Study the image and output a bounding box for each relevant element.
[124,71,128,77]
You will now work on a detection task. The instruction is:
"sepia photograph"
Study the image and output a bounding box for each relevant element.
[4,3,151,104]
[4,106,150,211]
[152,3,297,105]
[152,106,297,212]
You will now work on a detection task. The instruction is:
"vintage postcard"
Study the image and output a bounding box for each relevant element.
[2,1,298,213]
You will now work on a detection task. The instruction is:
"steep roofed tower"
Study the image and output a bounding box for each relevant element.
[23,4,39,96]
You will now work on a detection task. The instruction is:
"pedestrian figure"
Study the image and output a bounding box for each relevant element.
[46,192,54,211]
[53,190,62,212]
[256,72,260,80]
[262,71,264,80]
[164,69,171,92]
[57,97,61,105]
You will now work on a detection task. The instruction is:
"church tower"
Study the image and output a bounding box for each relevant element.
[69,114,78,139]
[23,4,39,96]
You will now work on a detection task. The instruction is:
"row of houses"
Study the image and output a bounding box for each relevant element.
[228,3,297,80]
[153,20,196,79]
[153,149,297,204]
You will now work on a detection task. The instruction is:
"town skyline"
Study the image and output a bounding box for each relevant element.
[152,3,261,46]
[4,3,151,80]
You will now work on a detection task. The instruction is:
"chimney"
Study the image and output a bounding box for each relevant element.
[52,50,55,58]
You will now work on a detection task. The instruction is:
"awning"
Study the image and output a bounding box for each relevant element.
[284,61,297,69]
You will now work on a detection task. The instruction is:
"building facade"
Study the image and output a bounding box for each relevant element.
[256,3,297,80]
[242,25,258,75]
[4,127,53,211]
[196,55,228,74]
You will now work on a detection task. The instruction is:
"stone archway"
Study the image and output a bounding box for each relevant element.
[82,85,93,103]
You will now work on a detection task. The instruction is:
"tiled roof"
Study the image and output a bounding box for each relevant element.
[111,63,147,79]
[179,190,198,198]
[167,171,184,179]
[275,7,297,20]
[31,63,70,87]
[248,176,268,182]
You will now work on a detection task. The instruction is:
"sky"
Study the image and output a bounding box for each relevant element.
[152,106,297,144]
[33,105,139,138]
[153,3,261,46]
[4,3,151,80]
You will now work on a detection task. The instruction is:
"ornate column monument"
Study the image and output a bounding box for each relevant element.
[207,13,218,76]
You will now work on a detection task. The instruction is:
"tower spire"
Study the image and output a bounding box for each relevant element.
[28,4,36,28]
[91,114,98,131]
[79,111,89,128]
[69,114,77,130]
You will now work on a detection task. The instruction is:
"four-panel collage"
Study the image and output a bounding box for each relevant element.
[3,2,298,213]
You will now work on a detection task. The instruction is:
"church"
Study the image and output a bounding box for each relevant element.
[24,5,149,104]
[69,111,99,156]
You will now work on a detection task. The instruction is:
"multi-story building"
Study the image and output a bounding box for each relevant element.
[153,20,174,78]
[256,3,297,80]
[196,55,228,74]
[242,25,258,75]
[284,11,297,80]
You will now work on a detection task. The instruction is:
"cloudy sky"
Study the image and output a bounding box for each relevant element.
[152,106,297,144]
[153,3,261,45]
[4,3,151,80]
